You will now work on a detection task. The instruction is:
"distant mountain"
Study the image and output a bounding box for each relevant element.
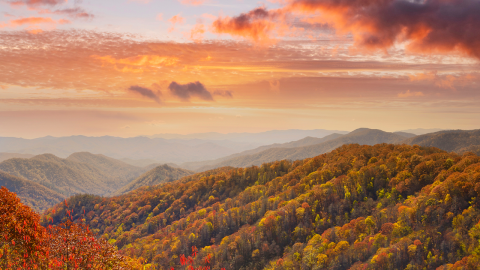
[0,170,64,212]
[396,128,445,135]
[456,145,480,156]
[120,158,161,167]
[0,152,34,162]
[66,152,149,185]
[393,132,416,138]
[181,133,345,171]
[149,129,349,144]
[0,153,148,197]
[401,129,480,154]
[113,164,194,195]
[0,136,263,164]
[191,128,409,171]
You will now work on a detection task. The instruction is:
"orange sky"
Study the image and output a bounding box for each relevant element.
[0,0,479,138]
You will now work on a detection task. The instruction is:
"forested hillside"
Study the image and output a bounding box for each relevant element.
[66,152,152,186]
[0,170,64,212]
[113,164,194,195]
[0,153,147,196]
[43,144,480,269]
[402,129,480,155]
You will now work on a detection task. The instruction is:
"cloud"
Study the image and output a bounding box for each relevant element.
[269,80,280,92]
[169,81,214,101]
[189,23,205,42]
[128,85,162,104]
[5,0,66,7]
[0,16,70,30]
[409,71,437,82]
[408,72,477,91]
[219,0,480,59]
[213,90,233,98]
[39,7,94,19]
[0,85,8,90]
[0,29,477,104]
[398,90,424,98]
[91,55,179,73]
[212,7,287,45]
[168,14,185,32]
[179,0,204,6]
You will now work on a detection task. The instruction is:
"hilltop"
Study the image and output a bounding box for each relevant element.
[402,129,480,154]
[113,164,194,195]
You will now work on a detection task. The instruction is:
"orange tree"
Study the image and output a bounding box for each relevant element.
[0,186,49,269]
[1,186,142,269]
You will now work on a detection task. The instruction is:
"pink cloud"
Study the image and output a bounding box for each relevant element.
[398,90,424,98]
[188,23,205,42]
[168,14,185,32]
[179,0,205,6]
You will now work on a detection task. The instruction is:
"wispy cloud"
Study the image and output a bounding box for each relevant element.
[398,90,424,98]
[179,0,204,6]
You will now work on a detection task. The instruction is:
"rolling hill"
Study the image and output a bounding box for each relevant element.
[0,170,64,212]
[189,128,409,171]
[66,152,151,186]
[401,129,480,154]
[0,153,149,197]
[113,164,194,195]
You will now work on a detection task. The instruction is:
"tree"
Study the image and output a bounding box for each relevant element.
[1,186,142,269]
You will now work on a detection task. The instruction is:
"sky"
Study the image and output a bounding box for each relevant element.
[0,0,479,138]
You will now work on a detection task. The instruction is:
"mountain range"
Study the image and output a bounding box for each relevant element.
[0,136,262,164]
[42,143,480,269]
[181,128,479,171]
[148,129,349,144]
[0,152,193,211]
[2,127,479,213]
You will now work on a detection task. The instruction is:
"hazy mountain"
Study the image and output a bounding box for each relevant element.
[401,129,480,153]
[396,128,445,135]
[0,153,146,197]
[393,131,417,138]
[0,170,64,212]
[66,152,150,184]
[180,133,345,171]
[0,152,34,162]
[456,145,480,156]
[0,136,264,164]
[149,129,349,144]
[120,158,161,167]
[113,164,194,195]
[191,128,409,171]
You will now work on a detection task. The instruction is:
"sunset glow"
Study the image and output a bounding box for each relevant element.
[1,0,479,138]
